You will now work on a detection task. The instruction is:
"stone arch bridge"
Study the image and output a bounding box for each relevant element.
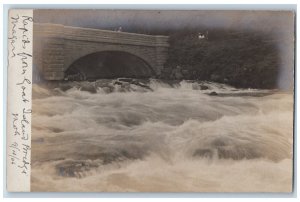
[33,23,169,80]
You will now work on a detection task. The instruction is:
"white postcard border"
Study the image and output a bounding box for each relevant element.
[6,9,33,192]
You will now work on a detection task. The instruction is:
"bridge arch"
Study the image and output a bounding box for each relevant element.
[65,50,156,80]
[33,23,169,80]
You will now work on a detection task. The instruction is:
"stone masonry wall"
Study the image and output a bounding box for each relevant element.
[33,23,169,80]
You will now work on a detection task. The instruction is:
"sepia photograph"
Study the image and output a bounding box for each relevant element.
[24,9,294,192]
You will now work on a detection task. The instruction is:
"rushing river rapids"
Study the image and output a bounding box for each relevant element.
[31,79,293,192]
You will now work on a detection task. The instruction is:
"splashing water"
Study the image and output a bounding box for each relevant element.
[31,79,293,192]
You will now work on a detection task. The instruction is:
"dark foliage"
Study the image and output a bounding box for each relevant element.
[162,29,280,89]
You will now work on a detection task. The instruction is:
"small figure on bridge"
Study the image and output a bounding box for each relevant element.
[117,26,123,32]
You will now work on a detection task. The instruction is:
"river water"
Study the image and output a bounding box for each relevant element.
[31,79,293,192]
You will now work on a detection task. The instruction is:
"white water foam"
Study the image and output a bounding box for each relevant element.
[31,80,293,192]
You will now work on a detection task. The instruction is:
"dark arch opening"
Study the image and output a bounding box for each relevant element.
[65,51,155,80]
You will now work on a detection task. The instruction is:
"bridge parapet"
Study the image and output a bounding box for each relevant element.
[34,23,169,47]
